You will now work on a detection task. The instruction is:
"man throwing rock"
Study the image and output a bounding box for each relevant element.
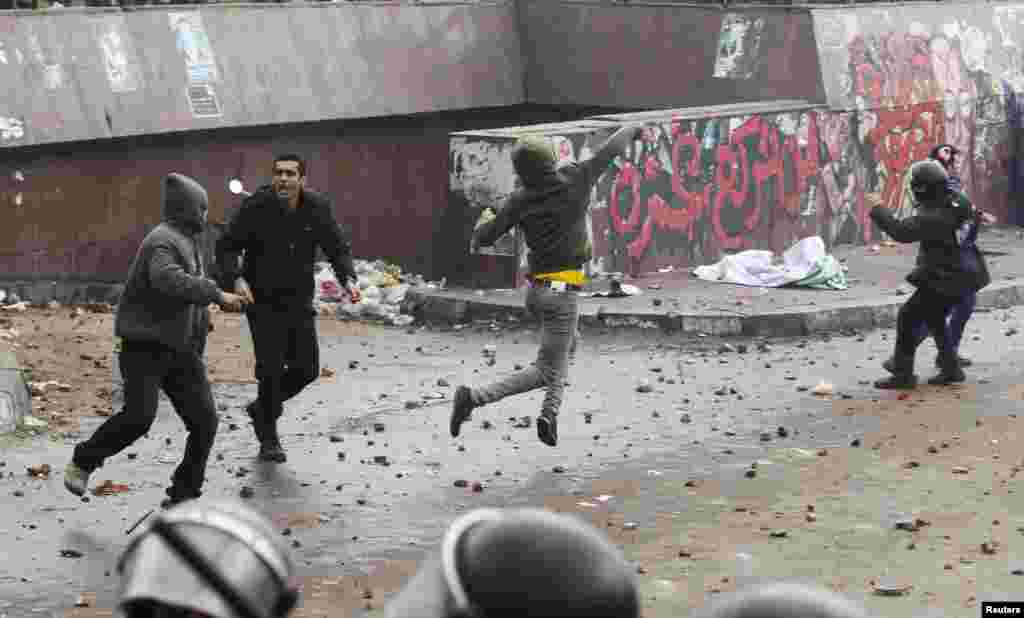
[216,154,359,463]
[450,125,642,447]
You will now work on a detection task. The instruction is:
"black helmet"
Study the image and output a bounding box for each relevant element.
[693,582,870,618]
[909,160,948,203]
[115,500,299,618]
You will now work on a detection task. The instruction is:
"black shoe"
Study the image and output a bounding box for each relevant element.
[537,412,557,447]
[935,355,971,368]
[258,440,287,463]
[160,491,197,510]
[874,374,918,389]
[882,358,897,375]
[450,386,475,438]
[927,368,966,385]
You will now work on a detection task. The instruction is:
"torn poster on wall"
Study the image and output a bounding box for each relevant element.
[25,25,66,91]
[168,11,218,84]
[713,14,765,80]
[94,16,141,93]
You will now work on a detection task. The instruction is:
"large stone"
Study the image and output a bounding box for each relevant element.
[0,341,31,434]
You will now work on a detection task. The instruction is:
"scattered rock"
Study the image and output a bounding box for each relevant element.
[635,381,653,393]
[27,464,50,479]
[679,414,692,424]
[552,465,566,474]
[437,378,450,387]
[239,486,254,499]
[454,480,469,488]
[769,530,788,538]
[59,549,83,558]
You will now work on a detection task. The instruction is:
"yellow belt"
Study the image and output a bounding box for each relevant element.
[531,270,586,286]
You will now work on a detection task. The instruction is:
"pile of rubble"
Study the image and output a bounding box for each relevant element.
[315,259,443,327]
[0,289,28,312]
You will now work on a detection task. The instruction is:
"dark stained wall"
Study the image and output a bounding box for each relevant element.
[517,1,825,109]
[0,104,630,283]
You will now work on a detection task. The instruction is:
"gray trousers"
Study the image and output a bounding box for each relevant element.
[471,285,580,416]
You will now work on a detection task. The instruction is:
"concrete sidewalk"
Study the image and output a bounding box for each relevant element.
[407,227,1024,338]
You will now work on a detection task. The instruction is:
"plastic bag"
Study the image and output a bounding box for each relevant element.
[315,267,344,302]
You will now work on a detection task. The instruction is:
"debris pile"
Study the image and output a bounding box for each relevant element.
[317,260,442,327]
[0,289,27,312]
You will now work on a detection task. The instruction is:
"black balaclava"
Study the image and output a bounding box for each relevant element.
[162,173,209,236]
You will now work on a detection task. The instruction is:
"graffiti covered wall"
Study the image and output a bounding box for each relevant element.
[450,3,1024,286]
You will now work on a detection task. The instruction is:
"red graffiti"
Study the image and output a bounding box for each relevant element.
[865,101,943,211]
[607,112,823,260]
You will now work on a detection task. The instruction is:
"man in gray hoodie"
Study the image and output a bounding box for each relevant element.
[64,173,247,508]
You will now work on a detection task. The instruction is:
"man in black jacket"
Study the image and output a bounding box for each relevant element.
[216,154,360,463]
[64,173,247,508]
[870,160,990,389]
[450,125,642,447]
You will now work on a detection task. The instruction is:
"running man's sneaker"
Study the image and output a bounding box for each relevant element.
[450,386,475,438]
[63,462,90,497]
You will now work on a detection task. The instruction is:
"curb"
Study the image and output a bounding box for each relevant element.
[406,278,1024,339]
[0,340,32,434]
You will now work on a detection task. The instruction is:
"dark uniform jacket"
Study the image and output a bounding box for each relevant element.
[216,186,357,306]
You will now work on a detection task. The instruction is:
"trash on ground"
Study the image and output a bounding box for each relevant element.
[692,236,848,290]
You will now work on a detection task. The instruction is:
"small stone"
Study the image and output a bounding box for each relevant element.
[454,480,469,488]
[679,414,692,424]
[552,465,566,474]
[744,470,757,479]
[373,455,389,466]
[769,530,788,538]
[330,435,343,443]
[481,420,493,430]
[59,549,83,558]
[952,466,969,474]
[373,423,385,432]
[759,432,772,442]
[850,438,861,447]
[805,513,817,523]
[776,427,789,438]
[404,401,421,410]
[623,522,638,530]
[982,541,1000,555]
[337,452,346,461]
[635,381,653,393]
[927,445,938,454]
[471,481,483,493]
[356,498,367,505]
[437,378,450,387]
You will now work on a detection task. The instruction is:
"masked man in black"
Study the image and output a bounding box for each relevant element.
[870,160,991,388]
[216,154,360,463]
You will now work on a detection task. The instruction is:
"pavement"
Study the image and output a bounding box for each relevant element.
[407,226,1024,338]
[3,273,1024,616]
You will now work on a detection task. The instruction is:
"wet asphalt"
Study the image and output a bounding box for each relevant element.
[1,306,1022,617]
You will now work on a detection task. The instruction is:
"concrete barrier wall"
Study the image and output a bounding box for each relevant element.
[517,1,825,109]
[449,2,1024,286]
[0,1,523,148]
[0,105,621,285]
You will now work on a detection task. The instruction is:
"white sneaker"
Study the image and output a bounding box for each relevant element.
[64,463,90,497]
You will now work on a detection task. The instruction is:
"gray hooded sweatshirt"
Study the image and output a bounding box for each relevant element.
[114,173,223,352]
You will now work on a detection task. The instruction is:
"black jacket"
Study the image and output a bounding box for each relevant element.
[870,201,990,298]
[115,173,222,352]
[216,186,356,304]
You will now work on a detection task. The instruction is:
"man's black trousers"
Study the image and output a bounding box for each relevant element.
[245,303,319,436]
[73,339,218,500]
[894,286,961,370]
